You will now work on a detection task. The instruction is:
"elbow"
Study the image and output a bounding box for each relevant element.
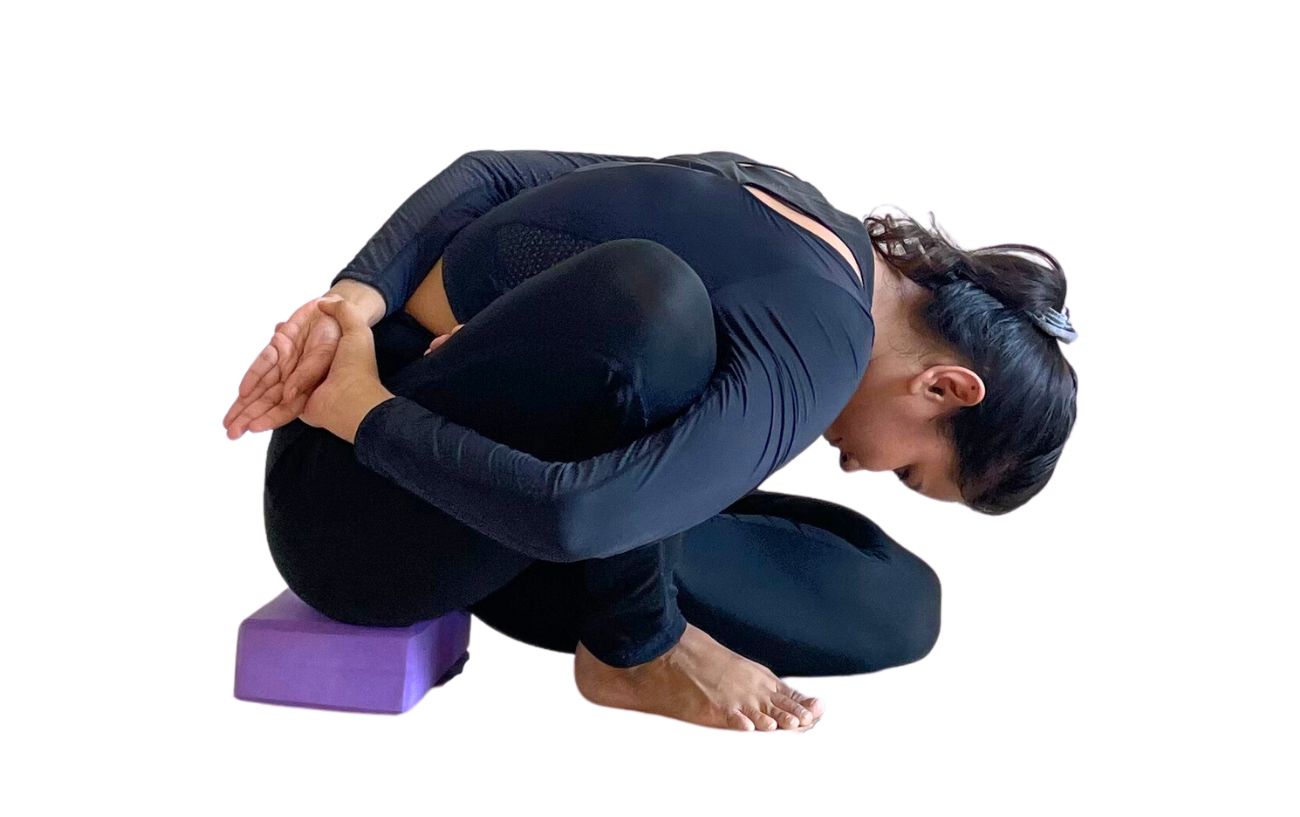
[547,493,636,564]
[509,492,588,564]
[550,495,597,564]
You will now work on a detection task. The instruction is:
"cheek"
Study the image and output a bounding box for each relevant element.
[855,439,903,472]
[843,401,903,471]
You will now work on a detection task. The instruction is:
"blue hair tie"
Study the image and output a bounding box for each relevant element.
[938,270,1078,343]
[1026,306,1078,344]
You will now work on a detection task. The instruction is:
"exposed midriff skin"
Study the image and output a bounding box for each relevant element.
[402,184,863,336]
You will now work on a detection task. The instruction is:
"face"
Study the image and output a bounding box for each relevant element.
[822,351,984,505]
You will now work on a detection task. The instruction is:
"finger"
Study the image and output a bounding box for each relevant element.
[423,322,464,356]
[228,299,328,435]
[424,334,450,356]
[272,299,330,401]
[240,340,318,435]
[274,311,312,378]
[284,317,339,399]
[246,389,309,433]
[239,344,290,419]
[316,296,365,333]
[268,326,298,386]
[237,318,299,404]
[316,299,378,376]
[314,298,380,384]
[284,339,335,400]
[229,381,287,438]
[224,343,280,429]
[274,298,324,379]
[233,342,278,403]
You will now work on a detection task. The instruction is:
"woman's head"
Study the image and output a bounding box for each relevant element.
[826,207,1079,514]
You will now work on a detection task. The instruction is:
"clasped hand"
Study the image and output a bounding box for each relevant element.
[221,295,392,443]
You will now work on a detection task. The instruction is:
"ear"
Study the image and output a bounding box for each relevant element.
[925,366,985,409]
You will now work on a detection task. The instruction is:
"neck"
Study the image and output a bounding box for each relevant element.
[869,248,929,360]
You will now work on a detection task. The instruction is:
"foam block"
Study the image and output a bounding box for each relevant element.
[234,589,471,714]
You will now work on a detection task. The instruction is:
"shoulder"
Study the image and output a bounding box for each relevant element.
[718,269,871,319]
[713,272,874,372]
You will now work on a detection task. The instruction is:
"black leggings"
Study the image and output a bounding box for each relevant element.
[263,240,941,677]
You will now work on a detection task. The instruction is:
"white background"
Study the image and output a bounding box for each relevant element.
[4,1,1294,814]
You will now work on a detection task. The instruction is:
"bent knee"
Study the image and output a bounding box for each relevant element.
[593,240,718,415]
[595,239,715,345]
[717,490,944,674]
[853,553,943,673]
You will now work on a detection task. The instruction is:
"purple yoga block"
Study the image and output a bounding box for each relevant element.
[234,589,472,714]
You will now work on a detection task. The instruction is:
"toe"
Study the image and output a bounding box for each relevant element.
[728,708,755,732]
[766,697,806,730]
[774,710,803,730]
[772,692,817,726]
[780,684,825,719]
[804,697,825,719]
[743,705,779,732]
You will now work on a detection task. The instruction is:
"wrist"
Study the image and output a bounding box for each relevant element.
[337,380,396,445]
[327,279,387,327]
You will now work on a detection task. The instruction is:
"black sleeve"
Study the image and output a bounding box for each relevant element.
[331,149,658,320]
[351,272,874,563]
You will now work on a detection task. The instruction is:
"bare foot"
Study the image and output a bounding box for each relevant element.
[574,621,826,732]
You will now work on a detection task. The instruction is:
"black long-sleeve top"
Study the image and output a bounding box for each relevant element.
[330,149,876,562]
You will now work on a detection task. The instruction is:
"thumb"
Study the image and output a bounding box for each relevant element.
[316,296,366,333]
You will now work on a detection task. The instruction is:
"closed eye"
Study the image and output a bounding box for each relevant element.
[895,468,919,492]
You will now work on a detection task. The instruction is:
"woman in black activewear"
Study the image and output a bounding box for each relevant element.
[223,149,1078,730]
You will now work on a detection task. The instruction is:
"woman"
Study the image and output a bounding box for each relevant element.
[222,150,1079,732]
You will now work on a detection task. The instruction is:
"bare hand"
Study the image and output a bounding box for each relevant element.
[301,296,391,442]
[423,323,464,356]
[222,295,342,439]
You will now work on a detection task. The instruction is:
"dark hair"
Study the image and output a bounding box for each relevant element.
[864,207,1079,515]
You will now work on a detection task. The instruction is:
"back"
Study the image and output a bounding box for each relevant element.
[441,161,872,323]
